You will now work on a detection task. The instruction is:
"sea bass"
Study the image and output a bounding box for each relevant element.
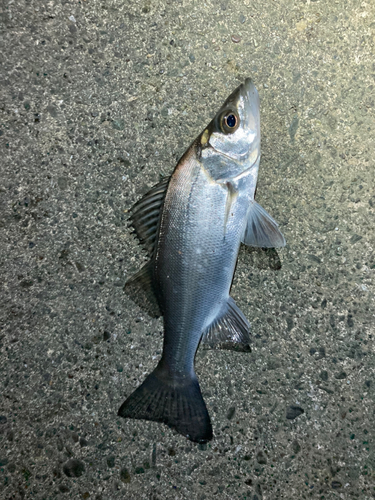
[118,79,285,442]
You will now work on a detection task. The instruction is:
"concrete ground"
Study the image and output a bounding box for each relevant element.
[1,0,375,498]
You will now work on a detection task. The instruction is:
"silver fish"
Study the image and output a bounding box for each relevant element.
[118,79,285,442]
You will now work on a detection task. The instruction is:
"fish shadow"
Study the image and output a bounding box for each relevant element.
[241,246,282,271]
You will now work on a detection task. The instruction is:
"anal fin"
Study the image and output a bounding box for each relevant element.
[201,297,251,352]
[124,262,161,318]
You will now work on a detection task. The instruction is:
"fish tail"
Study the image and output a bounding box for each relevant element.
[118,365,212,443]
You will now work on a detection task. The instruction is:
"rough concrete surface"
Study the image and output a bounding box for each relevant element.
[1,0,375,498]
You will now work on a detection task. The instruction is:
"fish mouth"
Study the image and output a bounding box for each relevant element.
[241,78,256,96]
[238,78,260,164]
[240,79,260,135]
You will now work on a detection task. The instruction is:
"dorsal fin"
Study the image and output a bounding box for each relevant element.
[129,176,170,255]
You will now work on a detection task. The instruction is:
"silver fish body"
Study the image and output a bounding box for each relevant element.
[156,146,254,372]
[118,79,285,442]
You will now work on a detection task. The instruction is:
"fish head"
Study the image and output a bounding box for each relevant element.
[200,78,260,182]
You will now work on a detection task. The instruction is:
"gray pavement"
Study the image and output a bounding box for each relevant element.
[1,0,375,498]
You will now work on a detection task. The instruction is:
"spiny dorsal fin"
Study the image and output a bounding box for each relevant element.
[201,297,251,352]
[241,201,286,248]
[124,262,161,318]
[129,176,170,255]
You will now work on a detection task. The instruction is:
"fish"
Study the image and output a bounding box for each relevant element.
[118,79,286,442]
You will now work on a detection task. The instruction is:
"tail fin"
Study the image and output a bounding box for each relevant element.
[118,366,212,443]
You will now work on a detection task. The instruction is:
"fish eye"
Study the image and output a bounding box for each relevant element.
[221,112,240,133]
[226,114,237,128]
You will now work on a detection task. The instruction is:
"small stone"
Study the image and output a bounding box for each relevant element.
[289,115,299,142]
[331,481,342,489]
[71,432,79,443]
[286,406,304,420]
[286,317,294,331]
[7,463,16,473]
[316,347,326,359]
[0,416,7,425]
[120,467,131,483]
[107,455,115,468]
[307,254,321,264]
[239,14,246,23]
[63,458,85,478]
[227,406,236,420]
[256,451,267,464]
[329,315,335,328]
[79,438,88,447]
[350,234,362,244]
[334,371,347,380]
[347,314,354,327]
[57,177,68,190]
[46,105,58,118]
[75,261,85,272]
[112,119,125,131]
[231,35,241,43]
[292,440,301,454]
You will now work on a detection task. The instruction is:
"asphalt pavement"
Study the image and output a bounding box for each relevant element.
[1,0,374,498]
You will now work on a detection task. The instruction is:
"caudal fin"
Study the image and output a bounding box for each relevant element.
[118,366,212,443]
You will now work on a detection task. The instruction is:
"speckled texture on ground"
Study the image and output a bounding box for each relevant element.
[1,0,374,499]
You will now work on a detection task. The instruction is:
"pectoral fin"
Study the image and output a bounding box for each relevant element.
[242,201,286,248]
[201,297,251,352]
[124,262,162,318]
